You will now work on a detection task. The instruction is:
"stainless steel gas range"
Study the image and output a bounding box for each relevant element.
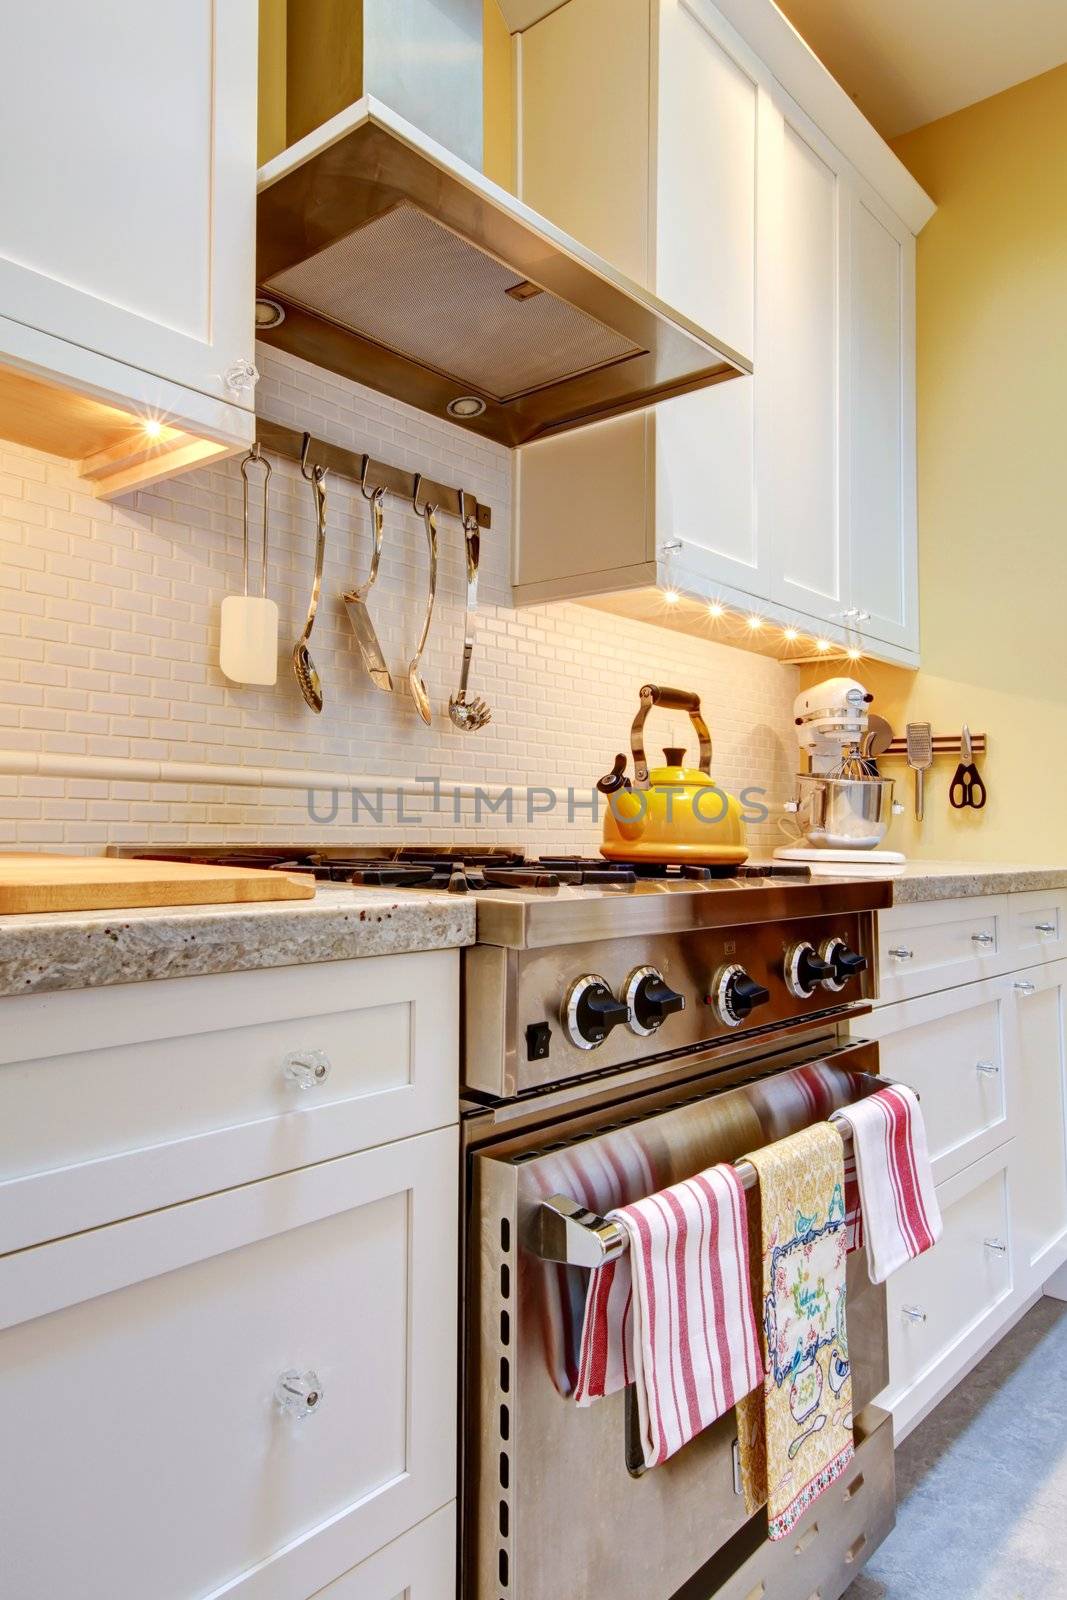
[115,846,898,1600]
[454,858,896,1600]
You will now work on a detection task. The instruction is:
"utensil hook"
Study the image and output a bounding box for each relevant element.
[412,473,437,519]
[239,443,272,598]
[299,430,327,485]
[358,453,385,507]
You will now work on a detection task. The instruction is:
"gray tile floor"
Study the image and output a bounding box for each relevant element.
[846,1296,1067,1599]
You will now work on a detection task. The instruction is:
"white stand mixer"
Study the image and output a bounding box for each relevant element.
[773,676,907,874]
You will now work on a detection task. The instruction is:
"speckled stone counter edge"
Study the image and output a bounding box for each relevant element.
[0,887,476,997]
[890,866,1067,905]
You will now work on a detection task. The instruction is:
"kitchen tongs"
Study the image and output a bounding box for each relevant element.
[340,455,392,692]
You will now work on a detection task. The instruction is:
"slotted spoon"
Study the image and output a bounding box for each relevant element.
[292,437,328,714]
[408,477,438,724]
[449,504,492,732]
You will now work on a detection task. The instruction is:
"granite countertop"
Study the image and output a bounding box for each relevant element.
[4,860,1065,998]
[886,862,1067,905]
[0,885,476,998]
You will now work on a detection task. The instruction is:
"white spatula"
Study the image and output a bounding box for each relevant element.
[220,446,279,685]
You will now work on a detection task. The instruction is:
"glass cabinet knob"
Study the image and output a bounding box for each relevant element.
[888,947,914,961]
[223,356,260,398]
[902,1304,928,1325]
[1014,981,1037,996]
[275,1369,325,1418]
[283,1049,331,1089]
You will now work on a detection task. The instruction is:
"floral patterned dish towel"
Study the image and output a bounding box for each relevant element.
[736,1122,854,1540]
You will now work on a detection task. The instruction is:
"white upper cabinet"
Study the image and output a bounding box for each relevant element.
[0,0,257,494]
[651,3,771,603]
[513,0,931,665]
[846,186,919,651]
[763,102,848,628]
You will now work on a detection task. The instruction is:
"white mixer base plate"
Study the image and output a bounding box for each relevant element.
[773,845,907,876]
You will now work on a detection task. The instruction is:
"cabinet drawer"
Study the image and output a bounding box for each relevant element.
[863,981,1013,1183]
[0,950,458,1253]
[885,1148,1013,1408]
[1009,890,1067,965]
[311,1505,455,1600]
[0,1127,457,1600]
[877,896,1006,1002]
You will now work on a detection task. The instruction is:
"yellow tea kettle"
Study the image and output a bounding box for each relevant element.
[597,684,748,865]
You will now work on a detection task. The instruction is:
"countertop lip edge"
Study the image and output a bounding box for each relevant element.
[0,888,476,998]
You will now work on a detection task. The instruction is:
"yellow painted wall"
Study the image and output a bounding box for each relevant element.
[258,0,288,165]
[483,0,517,190]
[806,63,1067,862]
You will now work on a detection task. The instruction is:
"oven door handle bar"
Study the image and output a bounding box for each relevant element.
[535,1151,775,1268]
[534,1113,882,1268]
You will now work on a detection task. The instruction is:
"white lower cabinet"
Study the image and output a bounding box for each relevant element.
[872,907,1067,1437]
[883,1145,1014,1435]
[864,977,1015,1185]
[1012,959,1067,1279]
[876,894,1006,1004]
[0,950,459,1255]
[0,1127,456,1600]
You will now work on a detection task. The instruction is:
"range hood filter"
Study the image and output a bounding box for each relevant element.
[264,201,644,405]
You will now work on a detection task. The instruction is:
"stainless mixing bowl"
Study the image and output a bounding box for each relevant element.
[788,773,898,850]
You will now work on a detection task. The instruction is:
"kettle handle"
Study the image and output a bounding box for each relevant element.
[631,684,712,787]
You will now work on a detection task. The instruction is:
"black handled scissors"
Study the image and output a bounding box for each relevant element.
[950,725,987,809]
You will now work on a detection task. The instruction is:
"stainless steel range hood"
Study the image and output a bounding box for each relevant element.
[256,82,751,447]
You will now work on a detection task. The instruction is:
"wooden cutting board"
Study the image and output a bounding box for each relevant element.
[0,854,316,914]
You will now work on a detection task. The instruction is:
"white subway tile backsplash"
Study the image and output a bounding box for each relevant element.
[0,345,798,854]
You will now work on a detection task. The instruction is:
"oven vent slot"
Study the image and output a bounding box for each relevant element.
[497,1210,513,1597]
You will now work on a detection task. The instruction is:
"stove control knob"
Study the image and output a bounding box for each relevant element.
[786,942,836,998]
[712,964,771,1028]
[819,937,869,992]
[563,974,630,1050]
[625,966,686,1036]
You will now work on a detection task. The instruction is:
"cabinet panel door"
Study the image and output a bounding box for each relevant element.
[865,980,1014,1186]
[655,0,756,353]
[884,1148,1013,1430]
[0,1129,457,1600]
[0,1,256,408]
[765,99,848,625]
[1013,960,1067,1282]
[848,189,919,652]
[653,53,771,603]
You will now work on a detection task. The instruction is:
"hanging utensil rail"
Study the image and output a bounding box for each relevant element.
[255,418,492,529]
[883,733,986,757]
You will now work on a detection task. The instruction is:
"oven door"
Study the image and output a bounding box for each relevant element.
[463,1037,889,1600]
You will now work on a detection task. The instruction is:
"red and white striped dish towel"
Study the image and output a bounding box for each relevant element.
[574,1165,763,1468]
[831,1084,942,1284]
